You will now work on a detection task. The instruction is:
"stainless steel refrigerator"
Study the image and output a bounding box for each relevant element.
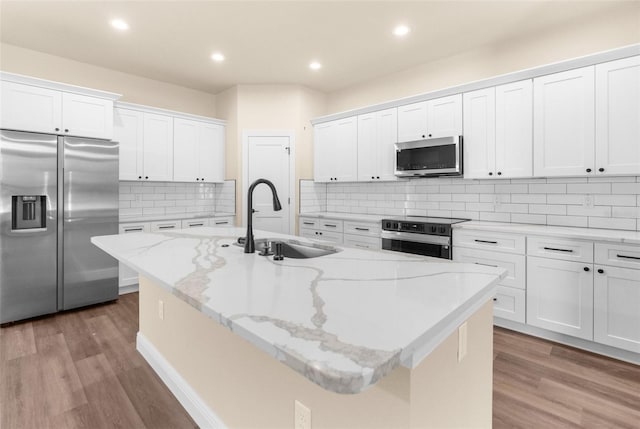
[0,129,119,323]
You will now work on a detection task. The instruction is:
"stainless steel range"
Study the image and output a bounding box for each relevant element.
[381,216,469,259]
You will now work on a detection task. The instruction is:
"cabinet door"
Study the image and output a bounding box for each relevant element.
[173,118,199,182]
[495,80,533,178]
[595,56,640,176]
[426,94,462,138]
[357,112,377,181]
[0,81,62,134]
[62,93,113,140]
[527,256,593,340]
[198,122,225,183]
[533,66,595,177]
[143,113,174,181]
[314,121,335,182]
[114,108,144,181]
[463,88,495,179]
[594,265,640,353]
[118,222,150,287]
[397,101,428,142]
[334,117,358,181]
[376,108,398,181]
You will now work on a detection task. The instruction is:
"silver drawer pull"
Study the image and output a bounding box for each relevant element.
[474,239,497,244]
[617,254,640,261]
[544,247,573,253]
[324,224,337,228]
[124,227,143,232]
[474,262,498,268]
[355,227,369,231]
[303,222,315,225]
[159,225,175,230]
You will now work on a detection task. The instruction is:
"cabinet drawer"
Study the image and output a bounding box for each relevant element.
[493,286,525,324]
[307,230,343,244]
[299,217,319,229]
[119,222,150,234]
[211,216,234,227]
[595,242,640,269]
[150,220,180,232]
[343,233,380,250]
[344,221,380,237]
[453,229,525,254]
[182,218,208,228]
[299,228,317,240]
[318,219,343,233]
[453,247,525,289]
[527,236,593,263]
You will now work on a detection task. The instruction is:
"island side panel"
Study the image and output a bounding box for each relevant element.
[138,276,493,428]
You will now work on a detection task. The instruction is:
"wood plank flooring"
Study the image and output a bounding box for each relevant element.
[2,294,639,428]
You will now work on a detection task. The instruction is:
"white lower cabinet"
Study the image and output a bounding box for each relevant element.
[526,256,594,340]
[118,222,151,288]
[210,216,235,227]
[150,220,181,232]
[343,234,380,250]
[182,218,209,228]
[493,286,526,323]
[298,216,383,247]
[594,265,640,353]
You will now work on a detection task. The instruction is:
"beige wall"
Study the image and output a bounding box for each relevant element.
[0,43,216,117]
[326,4,640,113]
[216,84,326,226]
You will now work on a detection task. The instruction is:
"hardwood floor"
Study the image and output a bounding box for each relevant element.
[2,295,639,428]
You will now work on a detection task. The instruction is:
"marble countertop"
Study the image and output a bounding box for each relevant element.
[119,212,235,224]
[92,227,505,394]
[300,212,386,223]
[454,221,640,244]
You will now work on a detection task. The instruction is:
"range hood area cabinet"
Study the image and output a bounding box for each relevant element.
[397,94,462,143]
[114,103,225,183]
[0,73,119,140]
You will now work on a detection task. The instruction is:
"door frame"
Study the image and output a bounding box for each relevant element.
[242,130,296,234]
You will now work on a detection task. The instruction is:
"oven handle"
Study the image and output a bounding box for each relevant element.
[380,230,451,246]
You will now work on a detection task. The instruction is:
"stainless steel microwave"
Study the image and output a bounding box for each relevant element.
[394,135,462,177]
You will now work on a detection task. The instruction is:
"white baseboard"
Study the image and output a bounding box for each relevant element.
[119,284,139,295]
[136,332,227,429]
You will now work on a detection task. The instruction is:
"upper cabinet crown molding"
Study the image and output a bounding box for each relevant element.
[0,71,121,101]
[311,44,640,126]
[115,101,226,126]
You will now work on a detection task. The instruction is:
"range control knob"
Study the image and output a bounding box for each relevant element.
[439,226,446,234]
[430,225,437,233]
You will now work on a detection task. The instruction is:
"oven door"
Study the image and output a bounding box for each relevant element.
[381,231,452,259]
[395,136,462,177]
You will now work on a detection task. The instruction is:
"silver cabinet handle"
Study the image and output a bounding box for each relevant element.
[355,227,369,231]
[215,221,229,225]
[544,247,573,253]
[124,227,143,232]
[158,225,175,230]
[474,239,497,244]
[303,222,315,225]
[324,224,337,228]
[189,223,204,227]
[617,254,640,261]
[474,262,498,268]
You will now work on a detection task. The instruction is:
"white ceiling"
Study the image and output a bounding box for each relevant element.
[0,1,631,94]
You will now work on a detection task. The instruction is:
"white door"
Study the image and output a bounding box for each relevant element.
[526,256,594,340]
[594,265,640,353]
[62,93,113,140]
[426,94,462,138]
[463,87,496,179]
[533,66,595,177]
[143,113,173,181]
[495,80,533,178]
[173,118,199,182]
[595,55,640,176]
[114,108,144,181]
[246,133,292,234]
[397,101,428,142]
[0,81,62,134]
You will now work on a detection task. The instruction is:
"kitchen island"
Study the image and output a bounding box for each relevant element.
[92,227,506,428]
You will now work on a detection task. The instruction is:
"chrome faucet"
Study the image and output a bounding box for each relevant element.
[245,178,282,253]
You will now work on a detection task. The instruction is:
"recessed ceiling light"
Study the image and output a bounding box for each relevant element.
[110,19,129,31]
[393,24,410,37]
[309,61,322,71]
[211,52,225,62]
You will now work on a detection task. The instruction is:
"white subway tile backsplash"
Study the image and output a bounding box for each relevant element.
[495,184,528,194]
[529,184,566,194]
[594,194,637,206]
[567,205,612,217]
[452,194,480,202]
[566,183,611,194]
[547,194,584,205]
[480,212,511,222]
[589,217,636,230]
[511,213,547,225]
[612,206,640,218]
[612,183,640,194]
[511,194,546,204]
[529,204,567,215]
[546,215,589,228]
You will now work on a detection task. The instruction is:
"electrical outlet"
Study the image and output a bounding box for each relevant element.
[294,400,311,429]
[458,322,468,363]
[158,300,164,320]
[583,194,594,208]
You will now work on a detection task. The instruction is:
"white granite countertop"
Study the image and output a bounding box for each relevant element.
[454,221,640,245]
[119,212,235,224]
[92,227,505,394]
[300,212,386,223]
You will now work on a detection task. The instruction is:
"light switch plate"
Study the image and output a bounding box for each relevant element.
[294,400,311,429]
[458,322,468,362]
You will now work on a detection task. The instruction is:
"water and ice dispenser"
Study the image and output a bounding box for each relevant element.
[11,195,47,230]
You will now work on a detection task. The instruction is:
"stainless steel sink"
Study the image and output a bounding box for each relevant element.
[235,237,339,259]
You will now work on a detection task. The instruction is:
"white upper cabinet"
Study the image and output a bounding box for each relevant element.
[357,108,398,181]
[174,118,224,183]
[143,113,174,182]
[397,95,462,143]
[314,117,357,182]
[595,55,640,176]
[495,80,533,178]
[533,66,595,177]
[426,94,462,138]
[397,101,428,143]
[114,108,144,181]
[463,87,496,179]
[0,78,117,140]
